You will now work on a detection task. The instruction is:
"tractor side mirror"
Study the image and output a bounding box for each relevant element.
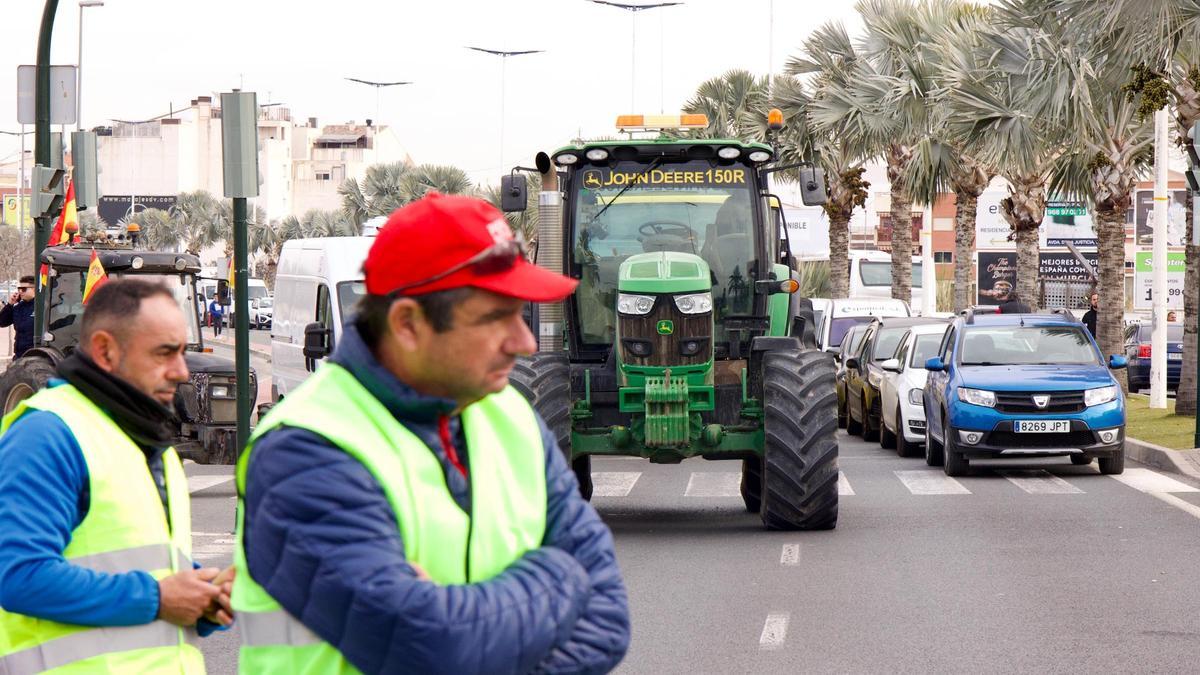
[799,166,828,206]
[881,358,901,373]
[500,174,527,212]
[302,322,331,361]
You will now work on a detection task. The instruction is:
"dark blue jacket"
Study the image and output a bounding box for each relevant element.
[244,325,629,675]
[0,299,34,357]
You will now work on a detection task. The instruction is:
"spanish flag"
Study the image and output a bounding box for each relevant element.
[39,180,77,287]
[82,249,109,305]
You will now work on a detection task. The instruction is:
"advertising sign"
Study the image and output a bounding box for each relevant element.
[976,192,1099,248]
[1134,190,1188,246]
[97,195,177,229]
[780,207,832,259]
[975,190,1014,249]
[2,195,32,230]
[1133,251,1186,310]
[975,250,1098,305]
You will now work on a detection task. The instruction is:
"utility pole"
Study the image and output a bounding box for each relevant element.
[466,47,543,171]
[586,1,683,111]
[34,0,62,340]
[1151,108,1169,408]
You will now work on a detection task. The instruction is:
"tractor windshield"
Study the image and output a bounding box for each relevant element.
[45,270,201,350]
[571,159,758,347]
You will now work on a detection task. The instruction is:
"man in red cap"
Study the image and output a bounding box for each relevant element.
[233,193,630,674]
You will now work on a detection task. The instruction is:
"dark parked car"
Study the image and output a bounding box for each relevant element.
[836,323,871,429]
[844,316,948,441]
[1124,322,1183,392]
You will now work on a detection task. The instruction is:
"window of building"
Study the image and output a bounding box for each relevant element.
[934,251,952,263]
[315,171,331,181]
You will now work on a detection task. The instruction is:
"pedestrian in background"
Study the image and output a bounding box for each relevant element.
[999,290,1032,314]
[208,295,224,337]
[0,279,234,673]
[1083,292,1099,336]
[1168,310,1178,322]
[234,194,630,674]
[0,275,36,358]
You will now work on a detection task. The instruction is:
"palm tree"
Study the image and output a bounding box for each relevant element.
[399,164,474,202]
[168,190,228,256]
[339,162,474,232]
[127,208,174,251]
[684,70,772,139]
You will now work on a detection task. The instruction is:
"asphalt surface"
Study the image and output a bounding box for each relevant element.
[185,429,1200,674]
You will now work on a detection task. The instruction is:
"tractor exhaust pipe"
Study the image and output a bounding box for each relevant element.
[534,152,564,352]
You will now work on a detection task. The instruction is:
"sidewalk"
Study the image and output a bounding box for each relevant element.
[205,332,272,359]
[1125,438,1200,481]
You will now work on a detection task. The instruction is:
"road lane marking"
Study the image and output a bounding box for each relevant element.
[780,544,800,566]
[759,613,790,650]
[1110,468,1200,494]
[1150,492,1200,520]
[187,475,234,494]
[837,472,855,496]
[591,472,642,497]
[894,470,971,495]
[999,470,1085,494]
[684,472,742,497]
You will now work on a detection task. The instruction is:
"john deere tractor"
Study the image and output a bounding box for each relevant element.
[505,113,839,530]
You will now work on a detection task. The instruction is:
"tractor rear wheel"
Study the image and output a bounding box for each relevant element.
[740,458,762,513]
[509,352,591,499]
[759,350,839,531]
[0,356,56,415]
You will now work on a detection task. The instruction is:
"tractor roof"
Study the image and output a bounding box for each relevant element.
[41,243,202,274]
[552,137,773,166]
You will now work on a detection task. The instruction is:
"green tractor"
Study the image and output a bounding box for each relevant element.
[505,113,839,530]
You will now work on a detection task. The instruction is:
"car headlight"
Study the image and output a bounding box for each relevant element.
[908,388,923,406]
[1085,385,1118,407]
[210,385,231,398]
[673,292,713,314]
[957,387,995,408]
[617,293,656,315]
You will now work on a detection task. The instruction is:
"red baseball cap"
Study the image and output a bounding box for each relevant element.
[363,192,577,302]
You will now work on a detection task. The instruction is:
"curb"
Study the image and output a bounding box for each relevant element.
[206,336,271,360]
[1125,438,1200,481]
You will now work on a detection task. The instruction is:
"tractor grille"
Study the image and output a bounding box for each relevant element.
[619,295,711,367]
[994,391,1086,414]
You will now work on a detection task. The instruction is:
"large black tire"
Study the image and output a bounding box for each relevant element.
[740,458,762,513]
[509,352,591,499]
[759,350,839,531]
[942,420,969,477]
[879,408,897,449]
[861,394,879,442]
[894,406,920,458]
[1098,446,1125,475]
[0,356,56,414]
[924,411,944,467]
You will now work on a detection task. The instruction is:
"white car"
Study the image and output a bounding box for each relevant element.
[250,297,274,330]
[878,322,950,458]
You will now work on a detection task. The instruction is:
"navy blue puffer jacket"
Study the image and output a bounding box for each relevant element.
[242,324,630,674]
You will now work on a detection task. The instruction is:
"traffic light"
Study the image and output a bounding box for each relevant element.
[32,164,65,219]
[71,131,99,210]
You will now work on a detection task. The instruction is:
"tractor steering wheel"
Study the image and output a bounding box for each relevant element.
[638,221,694,240]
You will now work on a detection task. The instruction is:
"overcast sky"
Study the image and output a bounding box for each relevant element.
[3,0,864,188]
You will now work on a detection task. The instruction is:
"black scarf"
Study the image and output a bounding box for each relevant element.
[57,352,179,448]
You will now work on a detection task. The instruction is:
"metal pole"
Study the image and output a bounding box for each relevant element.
[1151,108,1169,408]
[35,0,61,343]
[1195,200,1200,447]
[233,196,250,449]
[630,12,637,111]
[77,3,83,132]
[18,128,26,235]
[500,56,507,171]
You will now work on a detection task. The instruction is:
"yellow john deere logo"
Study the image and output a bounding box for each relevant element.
[656,320,674,335]
[583,170,604,188]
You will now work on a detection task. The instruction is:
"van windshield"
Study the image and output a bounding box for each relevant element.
[338,281,366,319]
[829,317,874,348]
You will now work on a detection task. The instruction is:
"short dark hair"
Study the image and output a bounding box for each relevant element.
[80,278,176,345]
[354,287,474,347]
[18,275,34,286]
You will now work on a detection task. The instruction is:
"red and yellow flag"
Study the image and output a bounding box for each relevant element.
[81,248,109,305]
[39,180,77,287]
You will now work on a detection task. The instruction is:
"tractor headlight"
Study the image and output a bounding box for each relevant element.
[957,387,995,408]
[585,148,609,161]
[908,388,924,406]
[673,292,713,314]
[748,150,772,163]
[554,153,579,165]
[718,147,741,159]
[210,384,231,398]
[617,293,656,315]
[1085,385,1118,407]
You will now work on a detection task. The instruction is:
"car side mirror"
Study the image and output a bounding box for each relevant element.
[881,358,901,373]
[500,174,527,212]
[1109,354,1128,370]
[302,322,331,360]
[844,357,859,371]
[925,356,946,372]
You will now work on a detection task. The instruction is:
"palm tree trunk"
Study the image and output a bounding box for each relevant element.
[1013,227,1039,310]
[887,146,914,303]
[1000,175,1046,310]
[1178,189,1198,415]
[1094,205,1128,390]
[953,190,978,312]
[828,212,851,298]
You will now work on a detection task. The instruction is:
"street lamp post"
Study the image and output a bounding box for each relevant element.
[466,47,544,171]
[586,1,682,111]
[77,0,104,132]
[344,77,412,131]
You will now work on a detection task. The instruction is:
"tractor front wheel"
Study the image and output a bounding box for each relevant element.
[740,458,762,513]
[509,352,591,499]
[0,356,56,415]
[759,350,839,531]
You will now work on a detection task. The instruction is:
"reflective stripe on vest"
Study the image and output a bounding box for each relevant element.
[232,362,547,669]
[0,384,199,674]
[0,622,202,675]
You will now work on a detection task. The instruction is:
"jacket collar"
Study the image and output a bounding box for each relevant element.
[330,322,458,423]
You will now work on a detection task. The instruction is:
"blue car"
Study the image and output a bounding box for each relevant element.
[923,310,1128,477]
[1124,322,1183,392]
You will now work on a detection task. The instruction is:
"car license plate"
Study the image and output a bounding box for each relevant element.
[1014,420,1070,433]
[1169,353,1182,361]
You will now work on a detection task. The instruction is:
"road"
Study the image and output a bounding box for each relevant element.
[185,427,1200,673]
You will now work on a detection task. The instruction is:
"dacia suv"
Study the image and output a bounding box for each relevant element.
[923,311,1128,477]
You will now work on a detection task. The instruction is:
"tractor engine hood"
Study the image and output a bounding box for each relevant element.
[618,251,711,295]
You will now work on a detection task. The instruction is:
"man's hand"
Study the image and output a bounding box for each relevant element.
[203,565,236,626]
[158,568,222,626]
[8,292,16,305]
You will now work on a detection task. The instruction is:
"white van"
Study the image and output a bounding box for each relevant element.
[849,251,925,313]
[271,237,373,400]
[816,297,911,353]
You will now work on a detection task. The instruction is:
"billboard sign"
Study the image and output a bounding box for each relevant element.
[975,250,1098,305]
[1133,251,1186,310]
[976,192,1099,248]
[96,195,177,229]
[780,207,832,258]
[1134,189,1188,246]
[2,195,32,230]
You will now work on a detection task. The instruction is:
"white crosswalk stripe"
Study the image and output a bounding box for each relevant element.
[187,475,234,494]
[591,472,642,497]
[837,471,855,496]
[684,472,742,497]
[894,470,971,495]
[1110,468,1200,494]
[999,469,1085,495]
